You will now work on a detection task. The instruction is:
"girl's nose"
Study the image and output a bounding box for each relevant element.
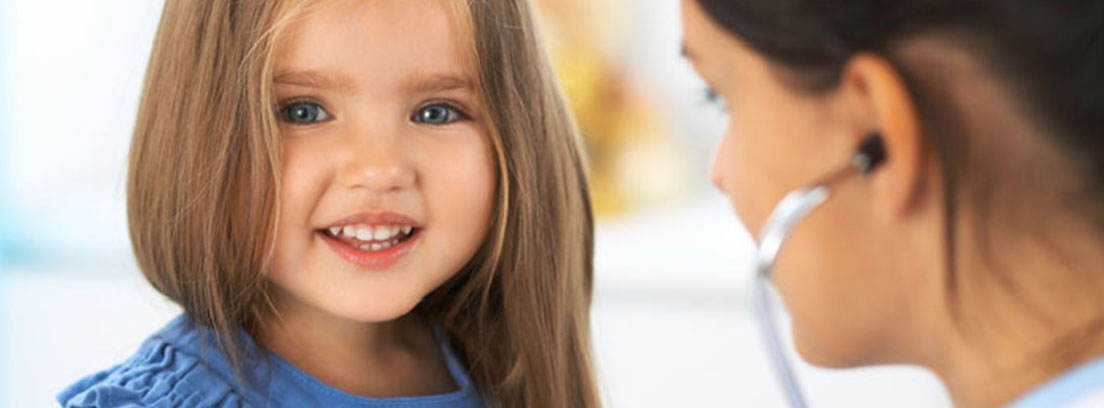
[336,129,416,193]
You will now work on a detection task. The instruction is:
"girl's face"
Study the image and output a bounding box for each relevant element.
[267,0,495,323]
[681,0,921,366]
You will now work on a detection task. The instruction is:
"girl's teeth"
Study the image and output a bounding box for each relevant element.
[353,238,396,252]
[330,223,415,245]
[373,225,392,240]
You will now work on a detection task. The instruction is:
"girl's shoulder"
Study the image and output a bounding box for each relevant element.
[56,315,253,408]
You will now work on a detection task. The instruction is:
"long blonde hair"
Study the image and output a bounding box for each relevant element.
[128,0,599,406]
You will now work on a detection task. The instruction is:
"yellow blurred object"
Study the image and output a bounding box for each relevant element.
[535,0,687,217]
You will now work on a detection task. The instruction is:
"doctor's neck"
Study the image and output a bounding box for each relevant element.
[924,182,1104,407]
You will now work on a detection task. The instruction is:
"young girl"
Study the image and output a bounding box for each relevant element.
[58,0,599,407]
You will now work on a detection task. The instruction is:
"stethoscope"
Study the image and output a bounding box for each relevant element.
[752,134,888,408]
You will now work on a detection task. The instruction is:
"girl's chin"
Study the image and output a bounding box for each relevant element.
[269,279,428,325]
[314,291,427,324]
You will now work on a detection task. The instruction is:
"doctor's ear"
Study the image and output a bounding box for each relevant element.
[839,54,927,220]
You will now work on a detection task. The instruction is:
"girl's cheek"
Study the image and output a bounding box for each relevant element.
[428,134,495,232]
[438,141,493,202]
[282,139,328,195]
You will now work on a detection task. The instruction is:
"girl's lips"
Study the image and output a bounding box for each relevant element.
[319,228,421,270]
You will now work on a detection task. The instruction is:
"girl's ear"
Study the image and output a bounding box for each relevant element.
[838,53,925,221]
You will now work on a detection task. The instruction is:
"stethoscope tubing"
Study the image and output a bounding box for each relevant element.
[753,186,831,408]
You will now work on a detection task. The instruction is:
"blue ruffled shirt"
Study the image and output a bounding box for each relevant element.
[57,314,485,407]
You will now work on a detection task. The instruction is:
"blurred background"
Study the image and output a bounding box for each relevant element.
[0,0,951,406]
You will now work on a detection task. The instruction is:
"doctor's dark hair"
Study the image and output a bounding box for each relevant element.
[695,1,1104,302]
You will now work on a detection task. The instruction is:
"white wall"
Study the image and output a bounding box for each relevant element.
[0,0,163,262]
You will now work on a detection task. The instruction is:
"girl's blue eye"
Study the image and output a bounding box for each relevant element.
[280,101,331,124]
[412,103,466,125]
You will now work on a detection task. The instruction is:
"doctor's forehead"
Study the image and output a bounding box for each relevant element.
[679,0,727,70]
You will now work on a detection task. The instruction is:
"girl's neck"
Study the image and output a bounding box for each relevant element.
[257,291,457,398]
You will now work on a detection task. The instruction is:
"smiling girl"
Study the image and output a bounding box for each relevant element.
[58,0,598,407]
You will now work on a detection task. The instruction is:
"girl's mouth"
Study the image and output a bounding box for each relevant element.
[317,223,422,270]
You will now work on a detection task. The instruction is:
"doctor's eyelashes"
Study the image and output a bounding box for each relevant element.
[701,88,727,111]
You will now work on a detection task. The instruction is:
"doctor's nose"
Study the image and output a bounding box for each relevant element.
[710,135,729,193]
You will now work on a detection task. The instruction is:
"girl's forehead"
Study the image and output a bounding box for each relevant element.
[273,0,477,88]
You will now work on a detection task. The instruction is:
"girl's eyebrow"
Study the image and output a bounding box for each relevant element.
[273,70,474,96]
[403,72,475,95]
[273,69,359,93]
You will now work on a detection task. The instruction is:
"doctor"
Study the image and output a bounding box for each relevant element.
[680,0,1104,406]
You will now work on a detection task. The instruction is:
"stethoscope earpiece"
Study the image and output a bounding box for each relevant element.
[851,133,887,175]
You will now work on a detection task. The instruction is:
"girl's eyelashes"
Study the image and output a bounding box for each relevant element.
[279,100,332,124]
[411,102,469,125]
[275,99,470,126]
